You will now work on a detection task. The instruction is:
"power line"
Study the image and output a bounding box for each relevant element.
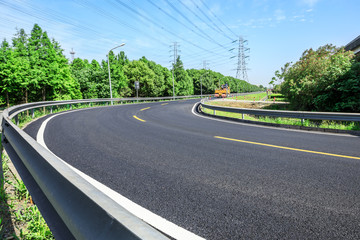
[162,0,228,50]
[199,0,238,38]
[111,0,220,55]
[176,0,232,42]
[145,0,224,47]
[189,0,234,41]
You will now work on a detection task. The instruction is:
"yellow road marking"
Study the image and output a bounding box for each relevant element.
[140,107,151,111]
[214,136,360,160]
[133,115,146,122]
[161,103,168,106]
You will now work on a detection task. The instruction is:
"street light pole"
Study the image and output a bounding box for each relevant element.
[108,43,125,105]
[172,68,175,100]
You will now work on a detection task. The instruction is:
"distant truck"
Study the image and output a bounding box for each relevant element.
[215,83,230,98]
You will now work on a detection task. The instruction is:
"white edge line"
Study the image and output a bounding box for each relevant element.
[36,109,205,240]
[191,102,356,138]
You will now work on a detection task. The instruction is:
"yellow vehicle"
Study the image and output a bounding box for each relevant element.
[215,84,230,98]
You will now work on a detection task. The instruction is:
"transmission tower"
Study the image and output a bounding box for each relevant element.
[170,42,180,67]
[202,60,209,70]
[70,48,75,62]
[169,42,181,99]
[236,37,249,81]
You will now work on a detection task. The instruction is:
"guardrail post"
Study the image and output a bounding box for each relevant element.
[70,104,72,110]
[50,106,53,114]
[213,109,216,115]
[301,119,304,125]
[15,115,19,126]
[242,113,244,120]
[31,109,35,118]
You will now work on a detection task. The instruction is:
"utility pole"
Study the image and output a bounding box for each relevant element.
[170,42,180,100]
[236,36,250,82]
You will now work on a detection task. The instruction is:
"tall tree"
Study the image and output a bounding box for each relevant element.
[173,56,193,96]
[12,28,31,104]
[275,44,356,111]
[124,60,155,97]
[0,39,13,107]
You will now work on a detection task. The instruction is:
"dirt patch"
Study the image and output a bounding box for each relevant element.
[210,101,271,109]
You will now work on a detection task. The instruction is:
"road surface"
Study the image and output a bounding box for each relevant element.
[25,99,360,239]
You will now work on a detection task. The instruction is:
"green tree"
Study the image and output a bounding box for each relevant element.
[108,51,128,98]
[71,58,93,98]
[0,39,13,107]
[277,44,355,111]
[124,60,155,97]
[12,29,32,104]
[26,24,81,101]
[173,56,193,96]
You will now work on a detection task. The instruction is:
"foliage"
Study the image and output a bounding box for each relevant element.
[18,205,54,240]
[187,68,264,95]
[173,56,193,96]
[0,24,81,107]
[273,44,359,112]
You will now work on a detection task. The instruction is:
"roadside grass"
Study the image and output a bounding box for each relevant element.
[1,146,54,239]
[201,107,360,131]
[266,93,287,102]
[228,92,268,101]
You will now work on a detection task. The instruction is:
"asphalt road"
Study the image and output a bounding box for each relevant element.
[25,99,360,239]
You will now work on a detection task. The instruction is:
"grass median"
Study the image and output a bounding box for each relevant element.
[202,103,360,131]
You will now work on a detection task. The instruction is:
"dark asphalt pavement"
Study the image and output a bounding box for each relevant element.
[24,100,360,239]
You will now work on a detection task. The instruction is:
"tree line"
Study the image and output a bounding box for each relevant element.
[271,44,360,112]
[0,24,264,107]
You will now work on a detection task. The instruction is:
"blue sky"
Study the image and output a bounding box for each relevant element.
[0,0,359,87]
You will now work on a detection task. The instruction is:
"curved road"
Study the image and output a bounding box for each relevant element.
[25,99,360,239]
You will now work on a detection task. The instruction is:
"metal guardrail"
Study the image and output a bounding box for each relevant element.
[200,99,360,122]
[0,95,213,240]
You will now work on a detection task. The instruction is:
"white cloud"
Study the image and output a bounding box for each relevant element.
[274,9,286,21]
[302,0,320,7]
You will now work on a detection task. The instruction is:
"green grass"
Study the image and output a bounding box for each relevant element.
[228,92,268,101]
[1,141,54,239]
[266,93,287,102]
[202,107,360,131]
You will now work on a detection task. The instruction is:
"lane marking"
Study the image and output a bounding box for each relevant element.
[133,115,146,122]
[161,103,168,106]
[214,136,360,160]
[140,107,151,111]
[37,110,205,240]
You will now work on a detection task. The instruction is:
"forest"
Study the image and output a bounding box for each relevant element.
[0,24,264,108]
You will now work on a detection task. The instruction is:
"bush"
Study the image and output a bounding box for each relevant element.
[275,44,359,112]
